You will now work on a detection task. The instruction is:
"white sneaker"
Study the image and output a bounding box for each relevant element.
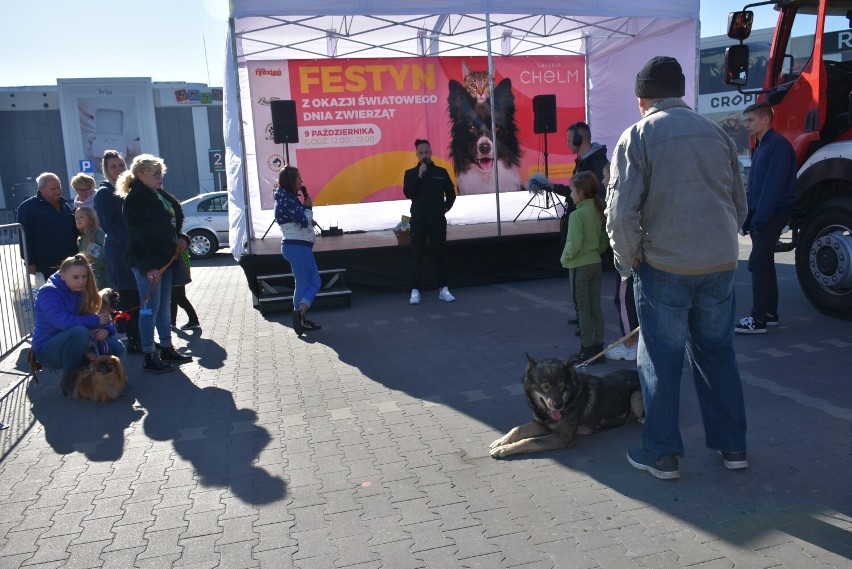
[438,286,455,302]
[409,289,421,305]
[605,342,637,361]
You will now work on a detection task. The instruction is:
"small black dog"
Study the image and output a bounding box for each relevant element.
[490,354,644,458]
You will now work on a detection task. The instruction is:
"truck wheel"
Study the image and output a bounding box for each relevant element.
[795,199,852,319]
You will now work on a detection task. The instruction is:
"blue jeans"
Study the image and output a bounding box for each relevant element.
[133,267,174,353]
[92,335,125,358]
[633,263,747,458]
[281,243,321,310]
[35,327,125,373]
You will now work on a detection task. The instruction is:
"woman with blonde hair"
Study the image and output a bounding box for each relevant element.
[118,154,192,373]
[71,173,97,209]
[75,206,110,288]
[32,255,124,397]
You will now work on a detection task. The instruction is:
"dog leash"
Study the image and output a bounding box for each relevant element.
[90,340,115,374]
[578,326,640,367]
[112,246,181,323]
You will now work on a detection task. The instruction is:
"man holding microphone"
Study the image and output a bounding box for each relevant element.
[403,138,457,305]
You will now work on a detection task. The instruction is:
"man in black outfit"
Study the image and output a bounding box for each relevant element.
[403,139,456,305]
[549,121,611,244]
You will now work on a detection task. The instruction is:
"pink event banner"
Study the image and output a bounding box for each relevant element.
[248,55,585,208]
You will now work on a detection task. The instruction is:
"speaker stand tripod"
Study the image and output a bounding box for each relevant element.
[514,132,563,222]
[262,142,291,240]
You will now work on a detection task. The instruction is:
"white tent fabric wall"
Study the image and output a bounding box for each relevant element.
[586,16,700,153]
[226,1,699,260]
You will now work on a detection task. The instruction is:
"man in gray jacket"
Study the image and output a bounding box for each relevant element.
[605,56,749,480]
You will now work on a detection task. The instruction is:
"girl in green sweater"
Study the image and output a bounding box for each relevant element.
[560,172,609,363]
[75,207,111,289]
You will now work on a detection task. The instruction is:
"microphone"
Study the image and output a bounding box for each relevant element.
[300,185,309,199]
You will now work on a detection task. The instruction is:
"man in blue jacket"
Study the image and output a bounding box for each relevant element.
[735,102,797,334]
[16,173,78,276]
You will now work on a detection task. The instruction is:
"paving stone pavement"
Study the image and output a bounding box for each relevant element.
[0,250,851,568]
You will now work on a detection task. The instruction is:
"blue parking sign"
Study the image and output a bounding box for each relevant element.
[79,159,94,173]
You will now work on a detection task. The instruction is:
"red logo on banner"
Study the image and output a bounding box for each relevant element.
[255,68,283,77]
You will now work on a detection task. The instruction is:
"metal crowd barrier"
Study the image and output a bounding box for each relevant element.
[0,223,35,360]
[0,223,35,432]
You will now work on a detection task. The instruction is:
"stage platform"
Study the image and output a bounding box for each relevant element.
[239,218,566,299]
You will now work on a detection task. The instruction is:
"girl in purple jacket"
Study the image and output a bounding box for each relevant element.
[33,255,125,397]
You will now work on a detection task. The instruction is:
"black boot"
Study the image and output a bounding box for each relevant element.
[126,337,143,354]
[159,345,192,363]
[292,310,304,336]
[570,345,606,364]
[60,371,78,398]
[143,352,174,374]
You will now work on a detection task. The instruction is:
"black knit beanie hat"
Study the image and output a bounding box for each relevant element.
[635,56,685,98]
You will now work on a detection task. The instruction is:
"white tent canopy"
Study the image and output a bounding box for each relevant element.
[230,1,698,18]
[226,0,700,259]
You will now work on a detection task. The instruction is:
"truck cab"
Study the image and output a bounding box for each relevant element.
[725,0,852,318]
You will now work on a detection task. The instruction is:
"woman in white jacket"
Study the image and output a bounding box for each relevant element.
[273,165,322,336]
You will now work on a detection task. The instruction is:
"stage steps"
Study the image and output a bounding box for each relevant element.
[254,268,351,314]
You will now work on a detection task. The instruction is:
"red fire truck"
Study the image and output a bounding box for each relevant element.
[725,0,852,318]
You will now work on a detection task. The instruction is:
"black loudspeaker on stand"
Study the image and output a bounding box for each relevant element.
[533,95,557,136]
[271,100,299,163]
[263,100,301,239]
[515,94,563,221]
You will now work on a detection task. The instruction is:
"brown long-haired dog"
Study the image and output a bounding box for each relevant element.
[73,352,127,403]
[72,287,128,402]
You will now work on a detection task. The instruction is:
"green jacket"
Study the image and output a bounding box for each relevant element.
[560,199,608,269]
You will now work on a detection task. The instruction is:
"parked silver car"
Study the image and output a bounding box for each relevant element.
[181,191,229,259]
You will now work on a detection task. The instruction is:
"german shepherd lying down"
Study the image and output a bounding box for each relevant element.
[73,352,128,403]
[490,354,644,458]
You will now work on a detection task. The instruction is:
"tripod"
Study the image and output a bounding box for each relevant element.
[262,142,291,240]
[514,132,563,222]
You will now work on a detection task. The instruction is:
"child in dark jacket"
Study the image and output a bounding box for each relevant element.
[559,172,609,363]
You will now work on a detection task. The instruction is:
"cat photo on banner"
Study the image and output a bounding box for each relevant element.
[447,61,523,195]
